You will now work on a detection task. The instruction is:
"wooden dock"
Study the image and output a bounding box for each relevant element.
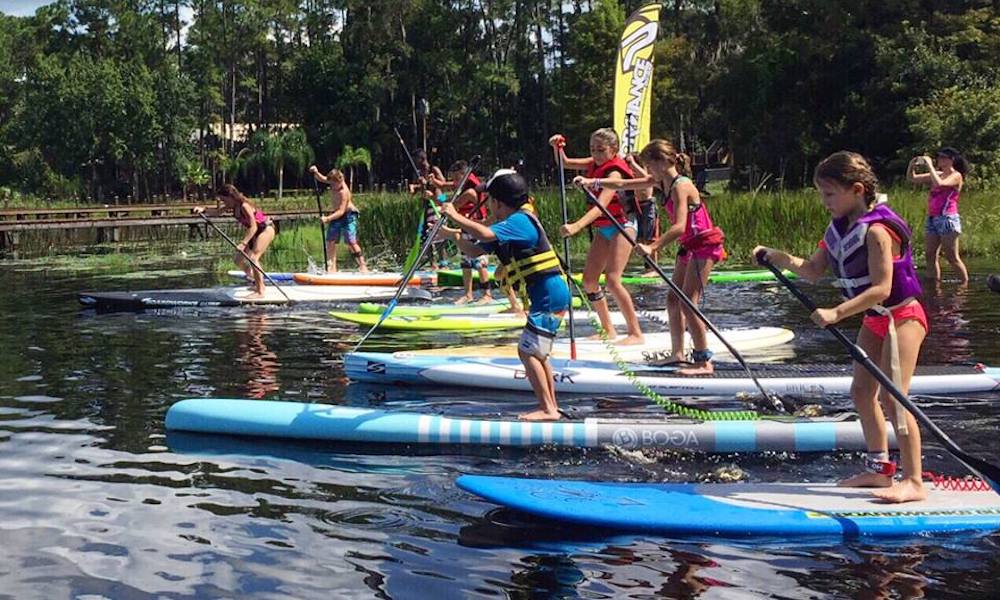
[0,203,321,251]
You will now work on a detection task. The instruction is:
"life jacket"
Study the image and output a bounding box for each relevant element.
[585,156,637,227]
[823,203,922,308]
[664,176,724,251]
[458,173,488,220]
[494,210,563,298]
[234,203,267,228]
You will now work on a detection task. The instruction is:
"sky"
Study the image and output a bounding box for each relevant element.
[0,1,50,17]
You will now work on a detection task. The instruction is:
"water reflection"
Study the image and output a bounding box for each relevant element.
[922,281,972,363]
[234,312,280,398]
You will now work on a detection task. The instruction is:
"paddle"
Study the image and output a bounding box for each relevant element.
[197,212,291,302]
[394,126,435,272]
[756,251,1000,493]
[555,137,577,359]
[352,155,482,351]
[574,183,778,405]
[311,177,329,272]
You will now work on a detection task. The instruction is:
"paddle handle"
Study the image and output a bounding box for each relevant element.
[312,177,329,271]
[198,212,291,302]
[556,144,577,359]
[755,250,1000,491]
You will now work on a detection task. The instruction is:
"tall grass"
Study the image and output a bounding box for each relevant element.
[266,186,1000,270]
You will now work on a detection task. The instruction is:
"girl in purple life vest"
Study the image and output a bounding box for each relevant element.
[906,147,969,285]
[754,151,928,504]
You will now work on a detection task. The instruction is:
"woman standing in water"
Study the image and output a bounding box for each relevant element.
[907,147,969,284]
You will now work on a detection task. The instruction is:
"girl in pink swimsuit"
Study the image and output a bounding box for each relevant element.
[907,147,969,284]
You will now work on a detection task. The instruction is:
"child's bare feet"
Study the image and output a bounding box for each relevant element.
[677,362,714,376]
[518,409,562,421]
[838,472,893,488]
[474,293,495,304]
[454,294,473,305]
[872,478,928,503]
[615,334,645,346]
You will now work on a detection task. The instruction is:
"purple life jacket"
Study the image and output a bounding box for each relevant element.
[823,203,922,308]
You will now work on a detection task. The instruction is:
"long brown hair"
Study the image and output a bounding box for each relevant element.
[814,151,878,206]
[218,183,252,207]
[639,139,692,178]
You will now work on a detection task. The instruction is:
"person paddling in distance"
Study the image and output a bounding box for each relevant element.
[906,147,969,285]
[407,149,448,270]
[549,129,644,345]
[436,169,571,421]
[574,139,725,376]
[193,184,276,299]
[308,166,369,273]
[754,151,928,504]
[436,160,493,304]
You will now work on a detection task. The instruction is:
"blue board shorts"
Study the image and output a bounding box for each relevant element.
[327,211,360,244]
[925,214,961,236]
[519,275,571,359]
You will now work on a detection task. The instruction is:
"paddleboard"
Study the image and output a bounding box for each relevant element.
[456,475,1000,538]
[393,328,795,362]
[436,266,797,287]
[78,285,430,309]
[293,271,436,287]
[345,353,1000,396]
[226,270,295,282]
[164,398,880,452]
[989,274,1000,294]
[330,309,642,331]
[355,296,582,316]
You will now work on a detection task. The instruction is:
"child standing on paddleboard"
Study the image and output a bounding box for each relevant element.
[438,160,493,304]
[438,170,570,421]
[907,147,969,285]
[574,139,725,376]
[754,151,927,504]
[549,129,644,345]
[193,184,276,299]
[407,149,448,270]
[309,166,369,273]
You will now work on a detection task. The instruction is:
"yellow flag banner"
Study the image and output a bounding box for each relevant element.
[614,3,662,156]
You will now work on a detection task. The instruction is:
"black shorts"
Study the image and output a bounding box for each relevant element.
[636,201,657,242]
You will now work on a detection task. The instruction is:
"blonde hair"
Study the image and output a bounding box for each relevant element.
[590,128,620,151]
[326,168,345,183]
[639,139,692,177]
[814,151,878,206]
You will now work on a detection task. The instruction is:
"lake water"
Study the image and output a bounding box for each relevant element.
[1,246,998,599]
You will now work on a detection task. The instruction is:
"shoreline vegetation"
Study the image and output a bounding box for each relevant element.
[5,186,999,269]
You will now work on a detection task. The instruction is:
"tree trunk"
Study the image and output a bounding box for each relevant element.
[278,163,284,200]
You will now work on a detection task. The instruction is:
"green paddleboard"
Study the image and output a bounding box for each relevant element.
[436,267,796,286]
[356,296,582,317]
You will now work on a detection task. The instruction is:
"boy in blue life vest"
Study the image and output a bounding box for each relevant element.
[438,169,571,421]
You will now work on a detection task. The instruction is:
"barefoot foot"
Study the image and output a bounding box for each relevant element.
[518,409,562,422]
[677,362,714,376]
[872,478,928,503]
[838,472,893,488]
[475,294,495,305]
[454,295,473,305]
[615,334,645,346]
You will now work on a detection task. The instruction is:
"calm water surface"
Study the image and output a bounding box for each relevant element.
[1,248,998,599]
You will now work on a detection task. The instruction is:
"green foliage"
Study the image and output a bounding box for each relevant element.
[2,1,1000,204]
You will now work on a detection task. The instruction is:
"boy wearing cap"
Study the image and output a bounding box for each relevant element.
[438,170,571,421]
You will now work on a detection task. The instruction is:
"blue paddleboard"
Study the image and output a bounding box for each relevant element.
[456,475,1000,538]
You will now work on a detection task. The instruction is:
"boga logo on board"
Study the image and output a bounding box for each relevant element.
[513,369,575,384]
